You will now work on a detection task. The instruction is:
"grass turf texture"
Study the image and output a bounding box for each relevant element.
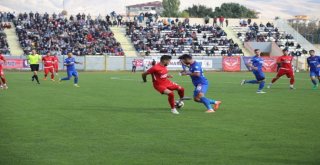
[0,72,319,165]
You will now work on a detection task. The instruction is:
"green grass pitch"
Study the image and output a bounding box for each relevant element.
[0,71,319,165]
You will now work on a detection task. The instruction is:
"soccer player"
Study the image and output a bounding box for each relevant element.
[0,53,8,89]
[307,50,320,89]
[42,52,55,81]
[27,50,41,84]
[268,49,295,89]
[142,55,185,114]
[52,53,59,75]
[59,53,81,87]
[241,49,266,93]
[178,54,221,113]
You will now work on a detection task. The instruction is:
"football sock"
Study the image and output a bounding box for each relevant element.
[178,87,184,99]
[271,77,278,83]
[1,77,6,84]
[44,74,47,78]
[209,99,216,104]
[51,74,54,79]
[168,92,175,109]
[312,79,317,86]
[245,80,259,84]
[200,97,213,110]
[34,75,39,83]
[61,77,70,81]
[290,77,295,85]
[259,81,265,90]
[74,77,78,84]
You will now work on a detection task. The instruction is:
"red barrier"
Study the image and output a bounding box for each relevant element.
[2,59,24,69]
[262,56,278,72]
[222,56,241,72]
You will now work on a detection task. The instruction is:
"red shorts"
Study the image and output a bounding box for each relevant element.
[277,68,294,78]
[153,82,182,94]
[0,68,4,76]
[44,67,54,74]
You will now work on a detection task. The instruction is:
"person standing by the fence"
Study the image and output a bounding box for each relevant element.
[132,59,137,73]
[27,50,41,84]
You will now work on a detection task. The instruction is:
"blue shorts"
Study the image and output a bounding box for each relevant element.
[193,84,209,97]
[67,70,78,77]
[253,71,265,81]
[310,70,320,77]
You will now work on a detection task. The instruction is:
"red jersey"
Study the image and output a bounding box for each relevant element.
[42,56,54,68]
[0,55,5,69]
[278,55,293,70]
[52,56,59,67]
[147,63,171,85]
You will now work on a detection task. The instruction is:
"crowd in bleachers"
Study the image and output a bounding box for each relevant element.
[234,20,306,55]
[126,18,243,56]
[13,12,124,56]
[0,25,10,55]
[0,12,15,22]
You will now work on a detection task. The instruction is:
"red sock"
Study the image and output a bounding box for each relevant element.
[178,87,184,99]
[271,77,278,83]
[168,92,175,109]
[51,74,54,79]
[290,77,295,85]
[1,77,6,84]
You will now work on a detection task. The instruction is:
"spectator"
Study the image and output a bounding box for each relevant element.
[219,16,224,27]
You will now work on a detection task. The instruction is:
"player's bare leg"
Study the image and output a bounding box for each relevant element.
[163,89,179,114]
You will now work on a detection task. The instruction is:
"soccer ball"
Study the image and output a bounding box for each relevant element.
[175,100,184,109]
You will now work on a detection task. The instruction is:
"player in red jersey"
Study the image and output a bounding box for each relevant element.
[42,52,55,81]
[142,55,185,114]
[52,54,59,75]
[268,49,295,89]
[0,53,8,89]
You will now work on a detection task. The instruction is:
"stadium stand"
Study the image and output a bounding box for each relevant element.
[13,12,124,56]
[125,18,244,56]
[0,24,10,55]
[232,21,306,56]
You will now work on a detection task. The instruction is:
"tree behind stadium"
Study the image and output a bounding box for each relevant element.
[162,0,180,17]
[184,3,257,18]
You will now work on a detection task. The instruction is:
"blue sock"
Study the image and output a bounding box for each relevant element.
[209,99,216,104]
[61,77,70,81]
[258,81,265,90]
[246,80,259,84]
[200,97,213,110]
[311,79,317,85]
[74,77,78,84]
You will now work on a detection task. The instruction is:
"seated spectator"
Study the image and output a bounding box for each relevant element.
[14,12,124,56]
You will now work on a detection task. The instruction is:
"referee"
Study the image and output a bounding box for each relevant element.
[27,50,41,84]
